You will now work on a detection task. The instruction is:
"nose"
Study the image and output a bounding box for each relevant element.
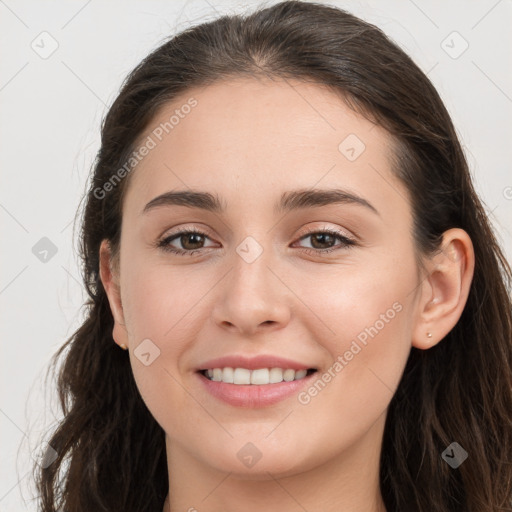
[211,243,292,337]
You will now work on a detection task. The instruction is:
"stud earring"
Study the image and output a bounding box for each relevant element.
[112,338,128,350]
[427,332,432,338]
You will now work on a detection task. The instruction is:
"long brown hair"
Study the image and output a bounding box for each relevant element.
[33,1,512,510]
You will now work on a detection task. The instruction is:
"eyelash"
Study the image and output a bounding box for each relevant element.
[156,226,356,257]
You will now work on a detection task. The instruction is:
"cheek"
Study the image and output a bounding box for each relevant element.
[292,252,416,409]
[294,248,416,348]
[121,258,207,345]
[285,304,413,469]
[120,263,203,423]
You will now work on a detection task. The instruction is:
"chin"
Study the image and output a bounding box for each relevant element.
[200,440,319,479]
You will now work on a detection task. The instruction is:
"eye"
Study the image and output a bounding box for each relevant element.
[156,226,356,256]
[156,228,216,256]
[293,227,356,255]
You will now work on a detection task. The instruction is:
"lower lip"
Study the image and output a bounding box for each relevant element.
[197,371,316,407]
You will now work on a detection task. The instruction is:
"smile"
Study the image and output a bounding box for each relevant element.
[201,367,315,385]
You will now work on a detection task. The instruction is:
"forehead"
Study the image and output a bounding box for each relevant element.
[123,77,407,219]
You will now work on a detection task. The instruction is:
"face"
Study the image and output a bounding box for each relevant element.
[104,77,424,478]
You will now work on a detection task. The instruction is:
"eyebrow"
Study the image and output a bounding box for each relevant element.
[142,188,379,216]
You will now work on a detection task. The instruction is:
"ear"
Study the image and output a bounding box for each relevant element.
[99,239,129,349]
[412,228,475,349]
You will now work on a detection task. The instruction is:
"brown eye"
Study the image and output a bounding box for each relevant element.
[308,232,337,249]
[178,232,206,250]
[295,228,356,255]
[156,227,356,257]
[157,229,215,256]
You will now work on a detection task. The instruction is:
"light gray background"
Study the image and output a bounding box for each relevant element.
[1,0,511,510]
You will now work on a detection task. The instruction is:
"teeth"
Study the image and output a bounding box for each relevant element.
[233,368,251,384]
[222,367,234,383]
[283,369,295,382]
[251,368,269,385]
[295,369,307,380]
[269,368,283,383]
[204,367,311,385]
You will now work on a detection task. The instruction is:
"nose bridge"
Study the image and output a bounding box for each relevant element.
[212,232,291,332]
[230,233,277,303]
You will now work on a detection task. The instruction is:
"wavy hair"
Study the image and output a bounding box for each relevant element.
[33,1,512,510]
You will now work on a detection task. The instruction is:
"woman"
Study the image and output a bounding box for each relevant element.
[34,1,512,511]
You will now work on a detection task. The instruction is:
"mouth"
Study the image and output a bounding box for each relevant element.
[199,367,317,385]
[196,366,318,407]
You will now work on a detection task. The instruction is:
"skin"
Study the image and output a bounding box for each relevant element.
[99,77,474,512]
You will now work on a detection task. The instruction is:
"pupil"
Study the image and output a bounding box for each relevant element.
[312,233,333,249]
[183,234,203,249]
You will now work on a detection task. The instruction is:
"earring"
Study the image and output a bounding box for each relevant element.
[427,332,432,338]
[114,337,128,350]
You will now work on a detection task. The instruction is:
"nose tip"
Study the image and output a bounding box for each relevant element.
[212,257,291,336]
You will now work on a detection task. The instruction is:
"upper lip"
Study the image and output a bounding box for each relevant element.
[197,355,315,371]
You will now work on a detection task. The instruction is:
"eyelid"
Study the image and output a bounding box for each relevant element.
[159,223,215,240]
[160,223,356,242]
[298,224,356,240]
